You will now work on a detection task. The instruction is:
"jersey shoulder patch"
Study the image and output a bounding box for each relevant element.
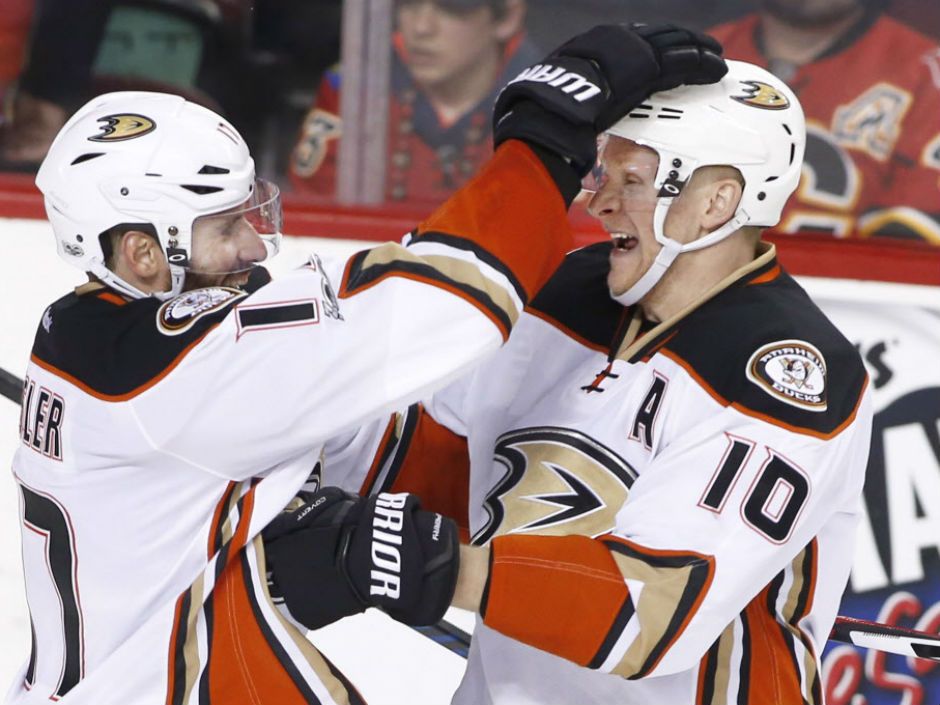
[157,287,246,336]
[745,339,828,411]
[660,270,867,437]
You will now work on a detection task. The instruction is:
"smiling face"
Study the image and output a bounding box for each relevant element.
[586,136,750,305]
[186,205,268,290]
[586,137,698,299]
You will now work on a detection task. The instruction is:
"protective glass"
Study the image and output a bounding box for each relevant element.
[580,139,658,213]
[189,178,282,274]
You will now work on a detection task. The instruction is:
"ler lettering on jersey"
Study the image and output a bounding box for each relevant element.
[19,376,65,461]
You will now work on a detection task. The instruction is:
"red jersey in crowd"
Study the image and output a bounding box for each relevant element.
[710,11,940,243]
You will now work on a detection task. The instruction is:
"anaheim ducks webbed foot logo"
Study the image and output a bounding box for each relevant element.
[473,427,637,545]
[732,81,790,110]
[88,114,156,142]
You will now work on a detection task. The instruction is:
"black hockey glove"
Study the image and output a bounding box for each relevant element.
[493,22,727,181]
[262,488,460,630]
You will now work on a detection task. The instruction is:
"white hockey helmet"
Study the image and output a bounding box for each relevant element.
[597,59,805,305]
[36,91,282,300]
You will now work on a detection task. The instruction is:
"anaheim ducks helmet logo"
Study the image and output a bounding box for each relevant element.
[732,81,790,110]
[473,427,637,545]
[88,114,156,142]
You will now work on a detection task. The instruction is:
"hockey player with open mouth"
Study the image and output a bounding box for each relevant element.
[6,22,726,705]
[264,30,873,705]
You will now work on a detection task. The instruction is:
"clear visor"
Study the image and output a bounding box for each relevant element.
[580,136,659,213]
[189,178,282,275]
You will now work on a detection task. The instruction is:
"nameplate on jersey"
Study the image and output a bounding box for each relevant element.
[746,339,828,411]
[156,287,246,336]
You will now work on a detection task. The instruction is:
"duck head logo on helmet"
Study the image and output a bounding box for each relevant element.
[731,81,790,110]
[87,114,156,142]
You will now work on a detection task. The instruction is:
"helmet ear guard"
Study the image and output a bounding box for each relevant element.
[36,91,282,300]
[603,60,806,306]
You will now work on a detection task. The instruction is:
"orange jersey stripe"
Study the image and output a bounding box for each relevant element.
[206,555,314,704]
[747,265,782,286]
[95,291,128,306]
[743,586,805,704]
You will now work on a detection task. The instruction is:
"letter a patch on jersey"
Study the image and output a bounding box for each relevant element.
[156,287,246,336]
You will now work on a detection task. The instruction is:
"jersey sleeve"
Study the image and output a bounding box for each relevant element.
[131,140,563,482]
[478,388,873,678]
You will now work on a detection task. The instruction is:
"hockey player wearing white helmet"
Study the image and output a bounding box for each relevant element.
[264,57,873,704]
[9,24,727,705]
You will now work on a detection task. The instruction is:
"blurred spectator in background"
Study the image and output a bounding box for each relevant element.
[710,0,940,242]
[0,0,35,116]
[0,0,340,176]
[290,0,535,204]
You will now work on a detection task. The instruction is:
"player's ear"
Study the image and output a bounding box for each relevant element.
[494,0,526,43]
[120,230,167,280]
[701,177,743,231]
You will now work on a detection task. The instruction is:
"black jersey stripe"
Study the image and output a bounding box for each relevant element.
[780,542,821,705]
[207,481,239,559]
[24,617,36,688]
[411,230,527,303]
[603,538,715,679]
[697,634,720,705]
[738,611,752,705]
[364,404,421,496]
[167,588,193,705]
[588,593,636,670]
[341,249,515,339]
[198,593,215,705]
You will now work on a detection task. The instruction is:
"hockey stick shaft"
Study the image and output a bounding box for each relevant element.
[830,616,940,661]
[0,366,22,404]
[4,364,938,663]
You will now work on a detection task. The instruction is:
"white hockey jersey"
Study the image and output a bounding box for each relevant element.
[332,241,873,705]
[7,142,572,705]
